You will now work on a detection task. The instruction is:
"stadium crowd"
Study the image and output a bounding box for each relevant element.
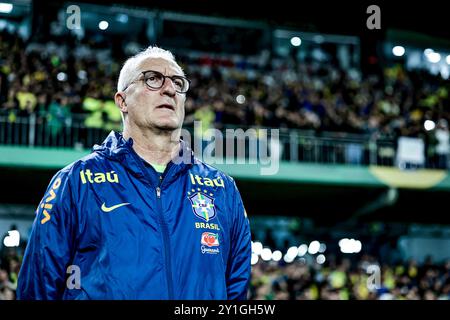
[0,246,20,300]
[1,238,449,300]
[1,29,449,142]
[249,254,450,300]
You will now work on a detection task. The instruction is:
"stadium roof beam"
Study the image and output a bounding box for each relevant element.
[65,2,156,19]
[0,203,36,218]
[160,11,269,29]
[274,29,359,45]
[387,29,450,52]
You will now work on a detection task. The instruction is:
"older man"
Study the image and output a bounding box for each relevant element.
[17,46,251,300]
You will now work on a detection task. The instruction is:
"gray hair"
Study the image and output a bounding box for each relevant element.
[117,46,183,92]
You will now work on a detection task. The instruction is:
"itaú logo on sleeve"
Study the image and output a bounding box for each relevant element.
[79,169,119,184]
[201,232,219,247]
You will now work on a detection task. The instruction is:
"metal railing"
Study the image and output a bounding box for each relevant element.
[0,114,110,150]
[0,115,398,167]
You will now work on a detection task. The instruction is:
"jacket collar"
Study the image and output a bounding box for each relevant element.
[93,131,194,186]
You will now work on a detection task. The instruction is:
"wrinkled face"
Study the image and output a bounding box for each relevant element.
[117,57,186,132]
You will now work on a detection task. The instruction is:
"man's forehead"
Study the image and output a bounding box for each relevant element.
[137,57,183,76]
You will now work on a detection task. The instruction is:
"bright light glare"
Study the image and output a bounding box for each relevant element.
[392,46,405,57]
[57,72,67,81]
[319,243,327,253]
[251,253,259,265]
[339,238,362,253]
[236,94,246,104]
[428,52,441,63]
[0,3,13,13]
[286,246,299,259]
[316,254,326,264]
[99,21,109,30]
[298,244,308,257]
[424,120,436,131]
[308,240,320,255]
[261,248,272,261]
[3,230,20,247]
[290,37,302,47]
[272,250,282,262]
[284,254,295,263]
[252,241,263,255]
[424,48,434,57]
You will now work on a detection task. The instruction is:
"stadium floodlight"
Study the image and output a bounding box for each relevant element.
[3,230,20,247]
[283,253,295,263]
[286,246,299,260]
[290,36,302,47]
[354,240,362,253]
[308,240,320,255]
[424,120,436,131]
[427,52,441,63]
[316,254,326,264]
[251,253,259,265]
[339,238,362,253]
[99,21,109,30]
[392,46,405,57]
[0,2,13,13]
[338,238,347,247]
[446,55,450,65]
[424,48,434,57]
[251,241,263,255]
[297,244,308,257]
[271,250,282,262]
[261,248,272,261]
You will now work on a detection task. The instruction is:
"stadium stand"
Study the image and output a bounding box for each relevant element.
[1,28,449,168]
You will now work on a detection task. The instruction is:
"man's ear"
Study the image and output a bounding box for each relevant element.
[114,92,128,113]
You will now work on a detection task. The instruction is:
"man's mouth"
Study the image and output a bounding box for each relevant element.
[156,104,175,111]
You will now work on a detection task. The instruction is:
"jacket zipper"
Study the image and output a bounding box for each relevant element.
[127,146,176,299]
[156,175,174,300]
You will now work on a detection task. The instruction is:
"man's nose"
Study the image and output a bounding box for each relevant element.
[160,78,177,96]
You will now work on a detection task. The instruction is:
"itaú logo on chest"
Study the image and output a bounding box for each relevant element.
[80,169,119,184]
[189,174,224,188]
[201,232,219,247]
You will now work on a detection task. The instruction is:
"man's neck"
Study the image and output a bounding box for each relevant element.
[123,125,181,166]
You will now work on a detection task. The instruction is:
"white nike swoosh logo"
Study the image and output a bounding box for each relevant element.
[101,202,130,212]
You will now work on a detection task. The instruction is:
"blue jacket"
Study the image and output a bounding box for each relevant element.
[17,131,251,300]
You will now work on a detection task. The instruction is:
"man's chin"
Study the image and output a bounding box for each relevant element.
[153,121,181,132]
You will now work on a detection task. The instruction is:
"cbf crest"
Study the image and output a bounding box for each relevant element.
[188,189,216,222]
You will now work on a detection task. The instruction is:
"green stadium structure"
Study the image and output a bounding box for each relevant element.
[1,146,449,225]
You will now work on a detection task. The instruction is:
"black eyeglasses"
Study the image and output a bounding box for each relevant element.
[128,70,191,94]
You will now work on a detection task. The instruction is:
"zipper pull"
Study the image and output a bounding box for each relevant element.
[156,187,161,198]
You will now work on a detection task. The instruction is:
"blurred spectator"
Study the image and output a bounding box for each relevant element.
[249,255,450,300]
[435,119,450,169]
[1,28,449,146]
[0,268,15,300]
